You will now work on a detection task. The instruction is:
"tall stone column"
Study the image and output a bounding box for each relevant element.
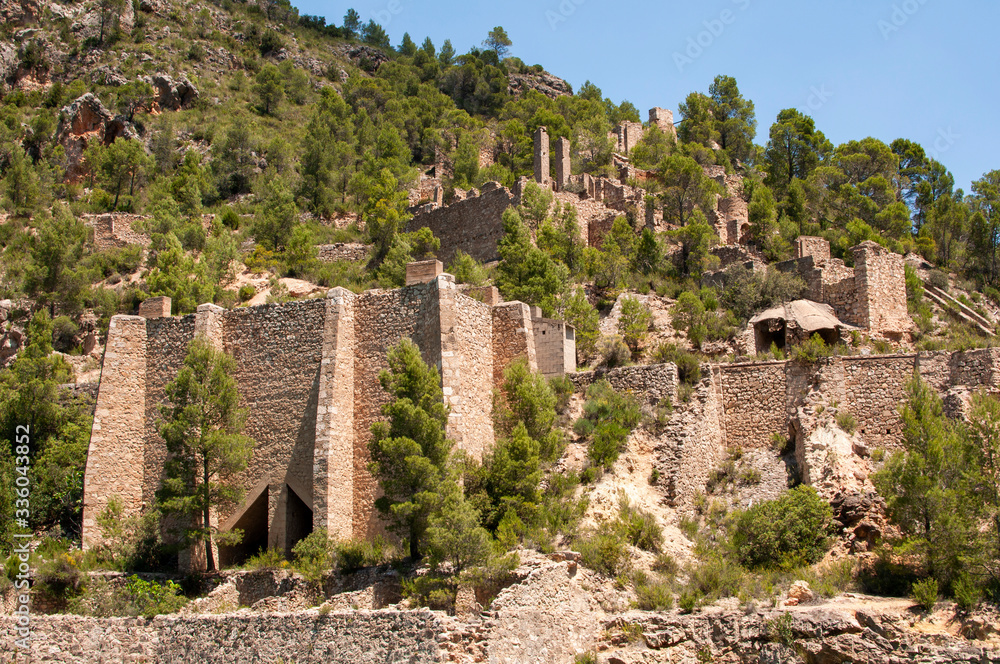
[534,125,550,186]
[555,136,570,190]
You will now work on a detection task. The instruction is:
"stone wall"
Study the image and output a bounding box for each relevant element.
[82,213,150,250]
[442,281,495,460]
[317,243,369,263]
[0,611,443,663]
[796,236,830,261]
[842,355,915,450]
[719,361,788,449]
[853,241,911,336]
[492,302,538,385]
[405,183,516,265]
[82,316,148,547]
[532,318,575,378]
[569,363,678,406]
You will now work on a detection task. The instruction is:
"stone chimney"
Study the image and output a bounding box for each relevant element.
[555,136,571,190]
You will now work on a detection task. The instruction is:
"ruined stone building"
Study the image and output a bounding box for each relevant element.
[82,262,575,565]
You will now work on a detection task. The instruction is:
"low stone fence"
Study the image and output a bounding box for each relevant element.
[569,363,678,405]
[0,610,445,663]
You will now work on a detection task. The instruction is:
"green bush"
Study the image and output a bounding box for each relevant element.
[792,333,833,363]
[35,551,87,603]
[911,577,939,612]
[244,548,288,570]
[765,612,795,646]
[577,522,630,577]
[291,529,333,584]
[238,284,256,302]
[69,575,187,618]
[686,554,746,600]
[678,589,699,614]
[577,380,641,468]
[335,536,389,573]
[729,486,833,570]
[619,499,663,552]
[653,343,702,385]
[835,411,856,434]
[952,574,981,612]
[596,335,631,369]
[634,575,674,610]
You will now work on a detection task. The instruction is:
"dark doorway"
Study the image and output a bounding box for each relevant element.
[218,487,269,567]
[754,319,786,353]
[284,485,313,557]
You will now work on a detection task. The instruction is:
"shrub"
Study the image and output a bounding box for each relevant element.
[577,522,629,577]
[952,574,981,612]
[401,574,456,612]
[35,551,87,603]
[729,486,833,570]
[686,554,746,600]
[238,284,256,302]
[69,575,187,618]
[335,536,389,573]
[578,380,641,468]
[596,334,631,368]
[291,529,333,584]
[678,589,699,613]
[245,548,288,570]
[618,296,653,359]
[619,498,663,552]
[574,652,598,664]
[765,612,795,646]
[927,270,949,291]
[792,333,833,363]
[634,575,674,610]
[835,411,857,434]
[653,343,702,385]
[448,250,489,286]
[911,577,939,612]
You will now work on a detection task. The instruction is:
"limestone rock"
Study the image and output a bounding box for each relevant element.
[55,94,139,180]
[508,70,573,99]
[142,73,199,110]
[787,580,815,606]
[0,0,40,26]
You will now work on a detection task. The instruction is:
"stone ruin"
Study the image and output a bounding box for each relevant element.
[776,237,911,340]
[82,265,575,567]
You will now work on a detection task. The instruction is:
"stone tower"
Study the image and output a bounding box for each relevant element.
[649,107,677,139]
[554,136,570,190]
[534,125,549,186]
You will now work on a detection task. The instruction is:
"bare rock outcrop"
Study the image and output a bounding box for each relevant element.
[0,0,40,26]
[508,70,572,99]
[142,73,199,110]
[54,93,139,180]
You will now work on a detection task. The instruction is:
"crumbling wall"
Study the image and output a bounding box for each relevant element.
[568,363,678,406]
[853,241,911,336]
[405,184,515,265]
[842,355,915,450]
[719,361,788,449]
[492,302,537,384]
[796,236,830,261]
[83,213,150,250]
[317,243,369,263]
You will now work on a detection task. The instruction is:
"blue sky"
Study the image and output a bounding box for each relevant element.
[293,0,998,192]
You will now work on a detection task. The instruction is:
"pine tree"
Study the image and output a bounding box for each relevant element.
[156,337,254,572]
[368,338,452,559]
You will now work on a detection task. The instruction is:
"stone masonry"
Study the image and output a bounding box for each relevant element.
[555,135,571,190]
[570,347,1000,510]
[777,238,911,338]
[83,273,576,563]
[534,125,550,185]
